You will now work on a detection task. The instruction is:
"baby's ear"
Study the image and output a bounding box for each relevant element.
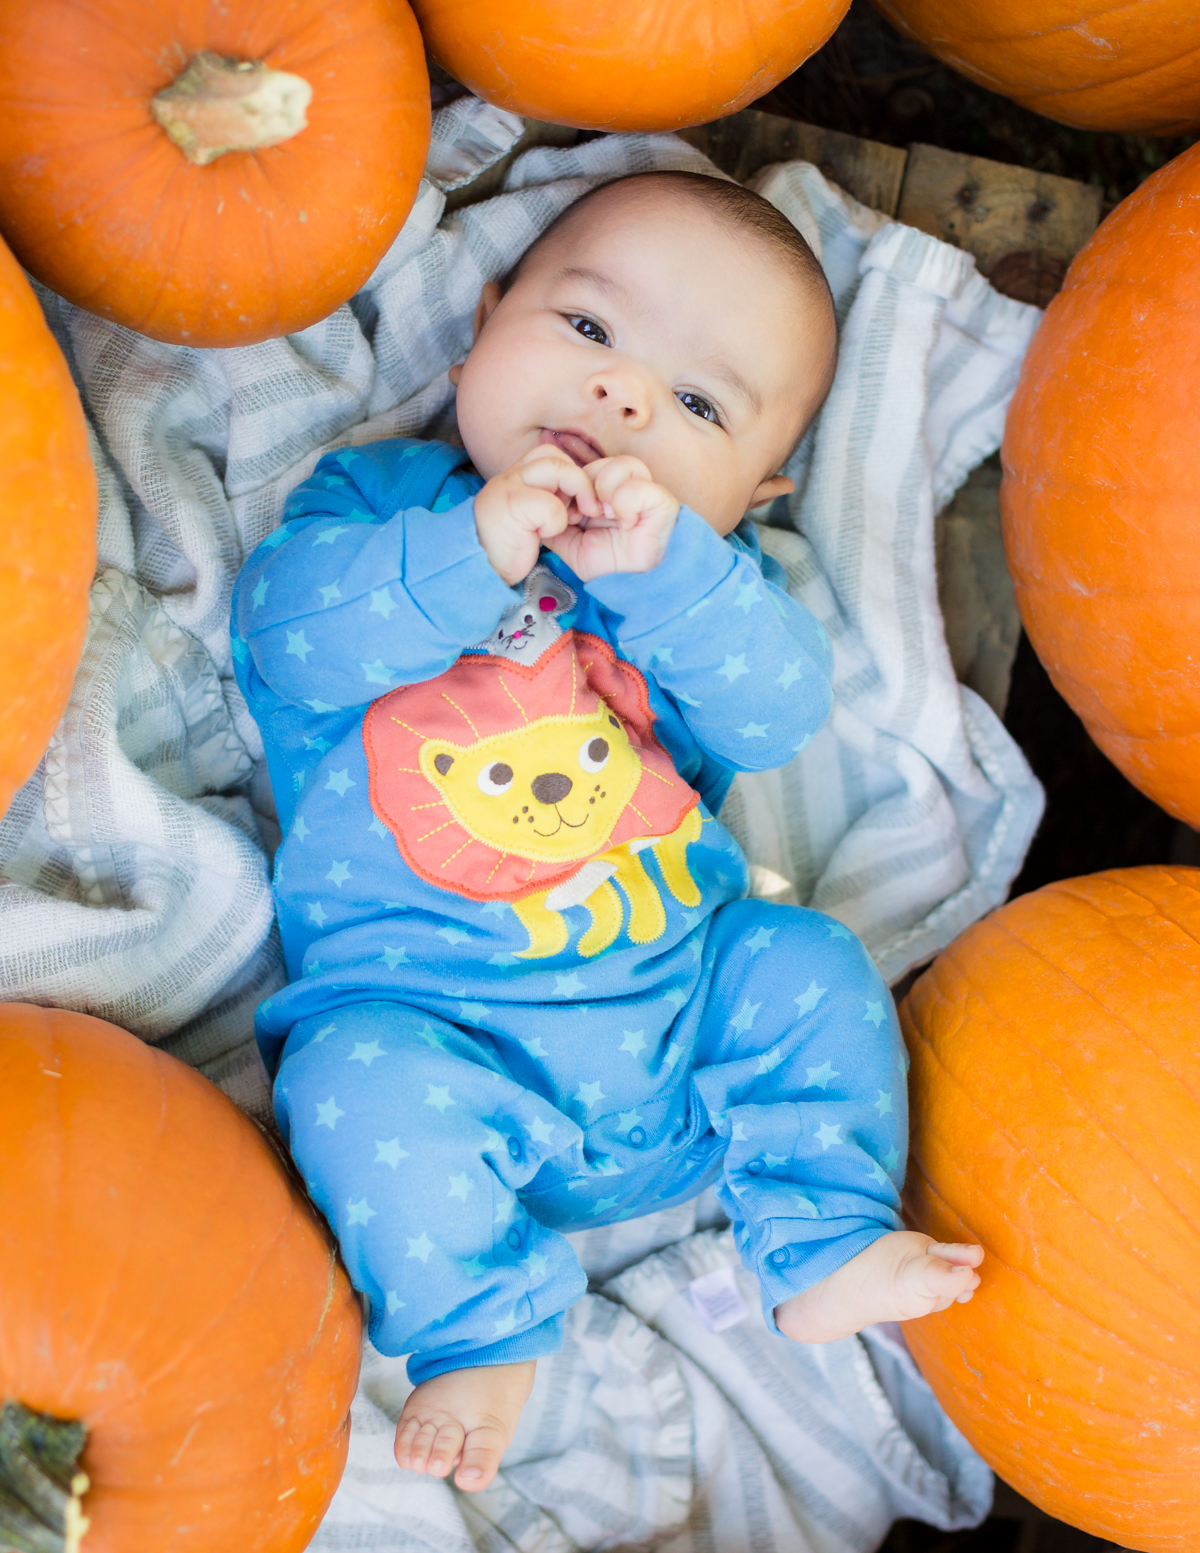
[472,281,502,342]
[749,473,795,508]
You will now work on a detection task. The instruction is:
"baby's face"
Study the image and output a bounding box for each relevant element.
[453,184,835,536]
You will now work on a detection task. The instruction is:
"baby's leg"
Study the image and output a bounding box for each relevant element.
[272,1001,588,1491]
[690,901,980,1337]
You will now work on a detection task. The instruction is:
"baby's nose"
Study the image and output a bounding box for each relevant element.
[531,772,572,805]
[589,370,650,428]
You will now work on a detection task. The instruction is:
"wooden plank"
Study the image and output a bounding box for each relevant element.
[896,143,1103,306]
[679,111,907,216]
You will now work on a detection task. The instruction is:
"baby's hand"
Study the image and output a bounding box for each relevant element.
[474,444,602,585]
[545,454,680,582]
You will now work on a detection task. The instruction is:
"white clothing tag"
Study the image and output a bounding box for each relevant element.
[543,858,617,912]
[688,1265,750,1334]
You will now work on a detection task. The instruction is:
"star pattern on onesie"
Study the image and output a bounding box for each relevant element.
[236,447,920,1378]
[283,932,905,1368]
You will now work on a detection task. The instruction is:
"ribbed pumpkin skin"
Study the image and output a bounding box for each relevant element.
[0,238,96,821]
[899,868,1200,1551]
[872,0,1200,134]
[1000,143,1200,826]
[0,1004,362,1553]
[412,0,849,132]
[0,0,430,347]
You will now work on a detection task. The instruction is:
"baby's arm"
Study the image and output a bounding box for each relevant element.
[587,508,833,772]
[234,443,516,709]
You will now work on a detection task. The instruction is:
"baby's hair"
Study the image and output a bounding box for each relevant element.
[506,169,833,317]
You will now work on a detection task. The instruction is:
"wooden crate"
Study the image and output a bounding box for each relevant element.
[679,109,1104,308]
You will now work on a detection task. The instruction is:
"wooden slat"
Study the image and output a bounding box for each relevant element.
[896,143,1103,305]
[679,111,908,215]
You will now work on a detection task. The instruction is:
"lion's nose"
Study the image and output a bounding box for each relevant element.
[531,772,573,805]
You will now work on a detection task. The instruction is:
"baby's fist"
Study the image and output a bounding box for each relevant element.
[547,454,679,581]
[474,445,600,585]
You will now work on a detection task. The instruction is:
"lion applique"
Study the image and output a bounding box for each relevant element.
[363,630,702,959]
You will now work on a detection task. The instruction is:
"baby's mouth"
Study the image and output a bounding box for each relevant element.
[539,427,604,467]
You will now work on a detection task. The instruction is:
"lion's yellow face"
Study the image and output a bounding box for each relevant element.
[418,705,642,863]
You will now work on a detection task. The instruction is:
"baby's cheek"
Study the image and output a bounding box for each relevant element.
[456,322,557,480]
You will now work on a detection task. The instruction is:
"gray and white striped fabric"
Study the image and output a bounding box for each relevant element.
[313,1197,992,1553]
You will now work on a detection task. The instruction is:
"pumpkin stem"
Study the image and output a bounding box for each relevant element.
[150,52,312,166]
[0,1401,89,1553]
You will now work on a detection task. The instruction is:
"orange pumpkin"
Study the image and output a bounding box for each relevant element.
[411,0,850,131]
[0,0,430,348]
[900,867,1200,1551]
[1000,143,1200,827]
[0,1003,362,1553]
[872,0,1200,134]
[0,237,96,821]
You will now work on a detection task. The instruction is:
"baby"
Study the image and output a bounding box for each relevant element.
[232,170,982,1495]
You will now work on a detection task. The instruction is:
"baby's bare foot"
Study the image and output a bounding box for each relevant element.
[394,1359,536,1492]
[775,1230,983,1344]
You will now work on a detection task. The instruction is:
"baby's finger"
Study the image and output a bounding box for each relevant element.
[517,450,600,517]
[588,453,653,505]
[607,477,677,531]
[513,485,572,542]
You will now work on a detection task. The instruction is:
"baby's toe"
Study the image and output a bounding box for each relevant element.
[918,1255,979,1306]
[928,1240,985,1268]
[426,1420,467,1477]
[396,1413,462,1475]
[455,1422,509,1492]
[890,1250,975,1318]
[394,1415,425,1469]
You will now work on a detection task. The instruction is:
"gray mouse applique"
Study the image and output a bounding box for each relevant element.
[480,565,577,663]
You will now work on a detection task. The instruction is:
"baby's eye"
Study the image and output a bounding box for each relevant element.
[677,391,720,424]
[570,316,609,346]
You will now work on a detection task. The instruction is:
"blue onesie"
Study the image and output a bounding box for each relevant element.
[233,436,907,1384]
